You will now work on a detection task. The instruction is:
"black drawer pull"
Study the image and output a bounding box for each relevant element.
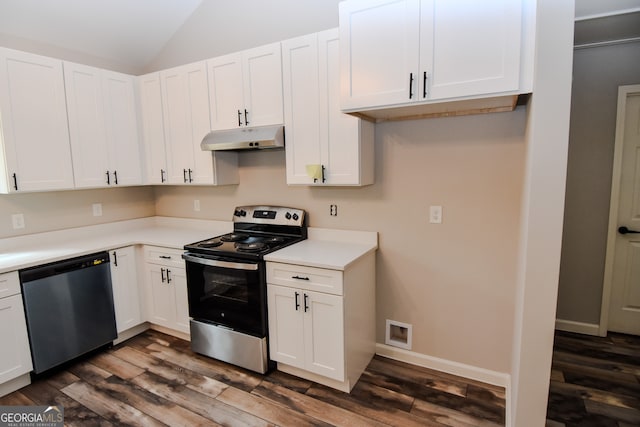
[159,255,172,259]
[292,275,310,281]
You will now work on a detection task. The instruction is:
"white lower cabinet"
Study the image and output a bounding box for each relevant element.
[144,246,189,335]
[0,272,32,393]
[267,254,375,392]
[109,246,144,333]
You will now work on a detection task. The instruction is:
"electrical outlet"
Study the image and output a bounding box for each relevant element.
[330,204,338,216]
[194,199,201,212]
[11,213,25,229]
[429,205,442,224]
[92,203,103,217]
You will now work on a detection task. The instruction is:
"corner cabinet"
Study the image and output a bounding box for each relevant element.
[282,28,374,186]
[0,271,33,393]
[0,48,75,193]
[267,252,375,392]
[109,246,144,334]
[208,42,284,131]
[159,61,239,186]
[64,62,142,188]
[339,0,527,115]
[143,246,189,335]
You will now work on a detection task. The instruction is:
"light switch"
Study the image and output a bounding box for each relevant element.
[92,203,103,217]
[194,199,201,212]
[429,205,442,224]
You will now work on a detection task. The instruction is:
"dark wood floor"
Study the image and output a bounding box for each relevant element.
[546,330,640,427]
[1,329,506,426]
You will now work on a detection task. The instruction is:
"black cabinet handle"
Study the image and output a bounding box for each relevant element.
[409,73,414,99]
[322,165,326,183]
[188,169,193,183]
[295,292,300,311]
[167,269,172,284]
[304,294,309,312]
[183,169,188,183]
[112,251,118,267]
[160,169,165,183]
[292,275,310,281]
[113,170,118,185]
[238,109,243,126]
[159,255,172,260]
[161,268,166,282]
[244,109,249,126]
[12,173,18,191]
[423,71,428,98]
[618,226,640,235]
[106,171,110,185]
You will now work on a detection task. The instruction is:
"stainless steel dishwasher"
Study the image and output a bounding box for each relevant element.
[19,251,117,374]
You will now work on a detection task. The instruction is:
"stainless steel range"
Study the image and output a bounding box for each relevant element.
[182,205,306,373]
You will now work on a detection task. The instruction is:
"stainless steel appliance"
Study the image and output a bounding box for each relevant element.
[183,205,306,373]
[19,251,117,374]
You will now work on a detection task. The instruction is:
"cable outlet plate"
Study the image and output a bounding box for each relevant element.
[12,213,25,229]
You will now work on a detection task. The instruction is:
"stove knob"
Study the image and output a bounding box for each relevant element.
[240,209,247,217]
[234,209,241,217]
[292,213,299,221]
[285,212,292,220]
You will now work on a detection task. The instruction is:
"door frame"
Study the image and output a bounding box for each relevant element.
[599,84,640,336]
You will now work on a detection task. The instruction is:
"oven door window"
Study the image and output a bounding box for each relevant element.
[185,255,265,337]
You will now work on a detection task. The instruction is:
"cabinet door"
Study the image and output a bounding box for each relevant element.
[138,72,168,185]
[110,247,142,333]
[168,266,189,334]
[319,29,371,186]
[424,0,522,100]
[304,290,345,381]
[0,294,33,383]
[339,0,420,110]
[267,284,305,368]
[242,43,284,127]
[160,64,196,184]
[64,62,110,188]
[208,53,244,130]
[146,263,175,328]
[0,48,74,193]
[282,33,321,185]
[102,70,142,186]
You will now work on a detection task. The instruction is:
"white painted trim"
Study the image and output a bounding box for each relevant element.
[599,84,640,337]
[555,319,600,336]
[574,8,640,22]
[375,343,510,388]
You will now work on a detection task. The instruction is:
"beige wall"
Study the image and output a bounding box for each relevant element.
[155,110,527,373]
[0,187,155,238]
[557,40,640,324]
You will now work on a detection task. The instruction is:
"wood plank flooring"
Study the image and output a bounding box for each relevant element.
[0,330,506,426]
[546,330,640,427]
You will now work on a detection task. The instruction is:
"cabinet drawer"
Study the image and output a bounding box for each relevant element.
[144,246,185,268]
[267,262,343,296]
[0,271,20,299]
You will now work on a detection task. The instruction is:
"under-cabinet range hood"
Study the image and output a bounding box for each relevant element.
[200,125,284,151]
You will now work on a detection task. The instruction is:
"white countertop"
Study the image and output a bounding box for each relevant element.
[0,217,231,273]
[0,219,377,274]
[264,227,378,270]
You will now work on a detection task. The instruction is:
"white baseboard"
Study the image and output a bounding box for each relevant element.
[375,343,510,388]
[554,319,600,336]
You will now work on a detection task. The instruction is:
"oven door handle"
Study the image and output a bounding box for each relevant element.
[182,253,259,271]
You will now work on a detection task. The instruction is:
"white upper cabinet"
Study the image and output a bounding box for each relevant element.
[208,42,284,130]
[64,62,142,188]
[137,72,168,185]
[340,0,525,112]
[0,48,74,193]
[283,29,374,186]
[160,61,238,185]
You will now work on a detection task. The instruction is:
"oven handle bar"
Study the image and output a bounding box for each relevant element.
[182,253,259,271]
